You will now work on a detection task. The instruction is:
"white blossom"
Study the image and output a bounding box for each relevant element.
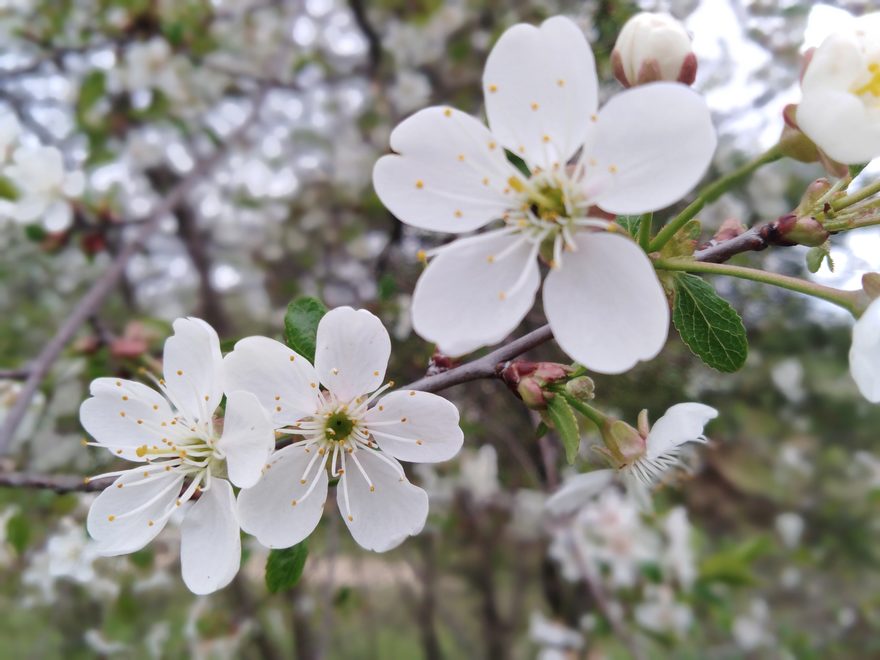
[80,318,276,594]
[850,297,880,402]
[4,145,85,232]
[225,306,464,552]
[373,16,716,374]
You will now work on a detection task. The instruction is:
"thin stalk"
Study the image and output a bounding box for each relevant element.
[561,393,607,428]
[830,177,880,212]
[654,258,862,313]
[638,212,652,251]
[649,145,784,253]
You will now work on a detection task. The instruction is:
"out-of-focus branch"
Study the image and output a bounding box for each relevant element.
[0,89,267,454]
[0,368,30,380]
[0,471,110,493]
[347,0,382,74]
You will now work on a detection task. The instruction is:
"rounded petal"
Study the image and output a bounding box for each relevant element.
[237,444,328,549]
[543,232,669,374]
[412,232,540,356]
[87,469,184,556]
[80,378,183,462]
[850,298,880,403]
[545,470,614,516]
[314,307,391,401]
[180,479,241,595]
[646,402,718,460]
[373,107,518,233]
[363,390,464,463]
[797,88,880,164]
[483,16,598,170]
[588,83,716,214]
[338,450,428,552]
[162,317,224,424]
[223,336,321,427]
[43,201,73,233]
[217,390,276,488]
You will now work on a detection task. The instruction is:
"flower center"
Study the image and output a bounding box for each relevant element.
[324,410,355,442]
[853,62,880,98]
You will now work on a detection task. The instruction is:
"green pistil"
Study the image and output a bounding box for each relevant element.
[325,411,355,442]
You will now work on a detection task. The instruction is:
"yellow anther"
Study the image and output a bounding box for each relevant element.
[415,179,424,189]
[608,165,618,174]
[557,79,565,87]
[152,404,158,411]
[378,405,385,411]
[116,483,123,489]
[488,84,498,93]
[373,370,379,376]
[310,382,317,388]
[148,520,154,527]
[348,515,353,521]
[417,249,427,264]
[542,135,551,143]
[454,210,463,218]
[289,355,296,362]
[401,417,407,423]
[370,485,376,492]
[107,515,116,522]
[83,477,91,484]
[531,102,539,111]
[332,368,339,375]
[606,224,618,233]
[119,411,126,417]
[590,114,598,122]
[482,177,489,186]
[416,440,423,445]
[507,176,526,193]
[176,370,183,376]
[275,395,281,401]
[291,499,298,506]
[498,291,507,301]
[409,391,416,396]
[122,395,129,401]
[80,438,88,446]
[276,406,282,412]
[457,153,465,162]
[136,445,148,457]
[488,141,497,150]
[854,62,880,96]
[443,108,452,117]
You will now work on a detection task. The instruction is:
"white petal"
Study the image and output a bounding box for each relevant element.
[545,470,614,516]
[180,479,241,595]
[543,232,669,374]
[314,307,391,401]
[237,444,328,549]
[87,469,184,555]
[588,83,716,214]
[363,390,463,463]
[373,107,518,233]
[162,317,224,424]
[797,88,880,165]
[217,390,276,488]
[80,377,182,461]
[337,450,428,552]
[850,298,880,403]
[412,233,540,356]
[483,16,598,170]
[646,402,718,460]
[43,201,73,233]
[223,335,321,427]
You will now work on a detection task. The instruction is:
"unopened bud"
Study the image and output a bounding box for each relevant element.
[795,178,833,216]
[600,419,646,465]
[777,104,847,177]
[500,361,572,410]
[777,213,829,247]
[612,13,696,88]
[564,376,595,402]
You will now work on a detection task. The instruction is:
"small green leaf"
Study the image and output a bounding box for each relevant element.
[283,297,328,362]
[660,219,701,258]
[546,395,580,464]
[673,273,748,373]
[76,70,106,121]
[265,543,309,593]
[806,244,834,273]
[6,512,29,555]
[0,175,18,201]
[615,215,641,238]
[505,150,530,177]
[24,224,46,242]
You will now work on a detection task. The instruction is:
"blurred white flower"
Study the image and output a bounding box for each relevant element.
[528,611,583,660]
[732,599,775,651]
[374,16,716,373]
[663,507,696,588]
[225,307,463,552]
[5,145,85,232]
[797,11,880,163]
[634,584,693,636]
[81,318,276,594]
[770,358,806,404]
[850,297,880,402]
[775,512,805,549]
[388,70,432,113]
[458,444,500,501]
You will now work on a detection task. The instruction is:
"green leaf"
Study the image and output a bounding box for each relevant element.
[0,175,18,201]
[546,395,580,464]
[660,219,701,258]
[24,224,46,242]
[673,273,748,373]
[615,215,641,238]
[265,543,309,593]
[76,70,106,121]
[6,512,29,555]
[505,150,530,177]
[283,297,328,362]
[806,244,834,273]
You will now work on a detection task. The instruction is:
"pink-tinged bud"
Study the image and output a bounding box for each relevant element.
[776,213,829,248]
[600,419,646,465]
[564,376,595,402]
[500,361,572,410]
[795,178,833,216]
[612,12,696,88]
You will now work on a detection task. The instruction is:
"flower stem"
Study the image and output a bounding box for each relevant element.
[830,177,880,212]
[638,212,652,251]
[561,393,607,428]
[653,258,862,313]
[649,145,784,253]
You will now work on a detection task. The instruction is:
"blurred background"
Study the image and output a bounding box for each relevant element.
[0,0,878,657]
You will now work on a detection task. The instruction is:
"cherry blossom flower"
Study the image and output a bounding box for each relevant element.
[6,145,85,232]
[80,318,275,594]
[797,12,880,164]
[224,306,464,552]
[850,297,880,402]
[373,16,716,374]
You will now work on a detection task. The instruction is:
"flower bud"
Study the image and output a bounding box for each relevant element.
[500,361,572,410]
[564,375,595,402]
[863,273,880,301]
[776,213,830,248]
[612,12,697,88]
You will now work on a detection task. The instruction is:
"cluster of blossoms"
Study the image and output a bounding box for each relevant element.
[81,309,463,593]
[0,112,85,232]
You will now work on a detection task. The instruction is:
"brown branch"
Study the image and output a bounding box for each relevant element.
[0,471,111,493]
[0,89,267,454]
[694,217,796,263]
